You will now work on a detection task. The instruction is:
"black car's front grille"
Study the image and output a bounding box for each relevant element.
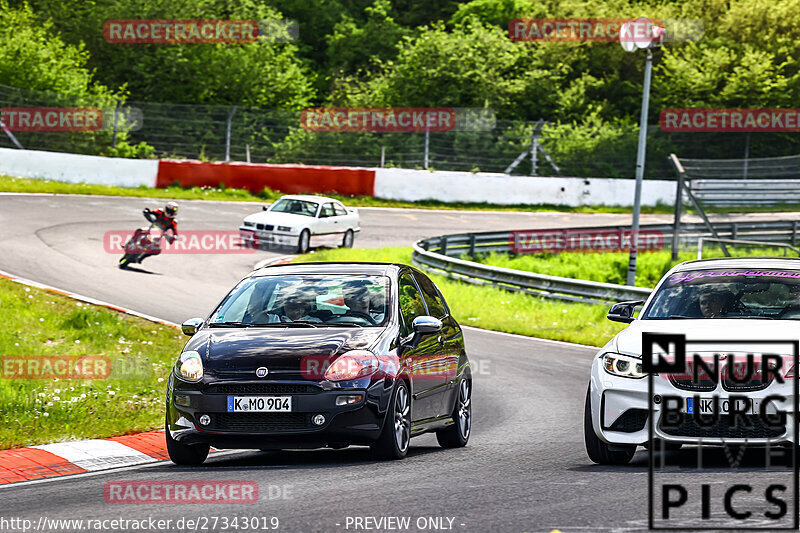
[205,383,317,395]
[660,414,785,439]
[211,413,309,432]
[606,409,648,433]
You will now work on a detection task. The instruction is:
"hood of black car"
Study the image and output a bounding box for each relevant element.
[184,326,385,374]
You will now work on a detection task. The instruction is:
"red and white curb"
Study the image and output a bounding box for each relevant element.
[0,431,172,485]
[0,269,188,485]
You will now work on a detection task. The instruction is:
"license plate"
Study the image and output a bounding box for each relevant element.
[227,396,292,412]
[685,397,758,415]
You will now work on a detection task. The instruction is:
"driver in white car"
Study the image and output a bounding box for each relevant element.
[698,287,735,318]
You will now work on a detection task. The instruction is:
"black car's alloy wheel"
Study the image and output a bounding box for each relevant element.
[371,381,411,460]
[437,378,471,448]
[166,418,210,466]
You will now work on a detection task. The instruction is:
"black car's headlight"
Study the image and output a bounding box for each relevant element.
[175,350,203,382]
[602,353,645,379]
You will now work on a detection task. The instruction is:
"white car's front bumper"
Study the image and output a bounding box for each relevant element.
[589,356,796,446]
[239,228,298,247]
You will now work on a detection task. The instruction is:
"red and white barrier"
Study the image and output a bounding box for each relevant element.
[0,147,676,207]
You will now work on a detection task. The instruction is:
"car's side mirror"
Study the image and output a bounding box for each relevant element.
[182,317,204,336]
[401,316,443,350]
[412,315,443,334]
[607,301,644,323]
[262,205,268,211]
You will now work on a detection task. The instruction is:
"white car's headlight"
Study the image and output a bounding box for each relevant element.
[277,226,292,232]
[602,353,645,379]
[176,350,203,382]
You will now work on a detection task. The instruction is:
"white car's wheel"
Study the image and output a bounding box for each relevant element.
[296,229,310,254]
[341,229,354,248]
[584,385,636,465]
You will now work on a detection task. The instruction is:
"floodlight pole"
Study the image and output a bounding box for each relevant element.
[626,48,653,287]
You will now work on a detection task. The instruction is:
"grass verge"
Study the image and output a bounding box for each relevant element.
[471,246,794,288]
[0,174,678,214]
[293,247,627,347]
[0,278,185,449]
[4,174,800,215]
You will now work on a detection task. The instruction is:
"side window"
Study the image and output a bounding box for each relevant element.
[334,204,347,216]
[321,203,336,218]
[413,273,448,319]
[398,272,428,336]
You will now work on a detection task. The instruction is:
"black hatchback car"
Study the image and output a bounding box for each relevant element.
[166,262,472,464]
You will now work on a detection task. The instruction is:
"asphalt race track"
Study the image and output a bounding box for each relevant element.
[2,193,797,532]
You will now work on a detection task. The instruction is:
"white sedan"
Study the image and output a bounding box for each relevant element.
[585,257,800,464]
[239,195,360,253]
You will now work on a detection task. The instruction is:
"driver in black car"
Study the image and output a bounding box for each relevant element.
[342,285,384,323]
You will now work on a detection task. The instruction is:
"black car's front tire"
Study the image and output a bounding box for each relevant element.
[371,381,411,460]
[437,378,471,448]
[584,385,635,465]
[166,419,210,466]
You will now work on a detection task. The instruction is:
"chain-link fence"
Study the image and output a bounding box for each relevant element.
[3,83,800,179]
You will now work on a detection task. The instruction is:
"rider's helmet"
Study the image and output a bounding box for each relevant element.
[165,201,178,218]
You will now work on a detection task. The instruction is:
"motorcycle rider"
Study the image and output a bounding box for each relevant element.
[120,202,179,268]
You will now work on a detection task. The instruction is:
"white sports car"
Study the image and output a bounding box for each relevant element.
[585,257,800,465]
[239,195,360,253]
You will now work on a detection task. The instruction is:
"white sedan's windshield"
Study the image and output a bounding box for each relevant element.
[643,268,800,320]
[270,199,318,217]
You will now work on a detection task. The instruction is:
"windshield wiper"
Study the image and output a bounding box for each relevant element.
[210,321,257,328]
[324,321,365,328]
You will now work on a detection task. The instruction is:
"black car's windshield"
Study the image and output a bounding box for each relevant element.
[269,198,318,217]
[642,268,800,320]
[210,274,389,327]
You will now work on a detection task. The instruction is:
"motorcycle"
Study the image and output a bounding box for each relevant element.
[118,223,174,269]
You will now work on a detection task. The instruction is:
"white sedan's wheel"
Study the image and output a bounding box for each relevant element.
[297,229,310,254]
[342,229,354,248]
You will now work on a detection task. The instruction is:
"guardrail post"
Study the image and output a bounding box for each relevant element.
[670,154,684,261]
[468,234,476,258]
[440,236,447,256]
[731,223,737,241]
[793,221,798,247]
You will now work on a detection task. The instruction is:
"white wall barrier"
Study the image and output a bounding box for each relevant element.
[0,148,158,188]
[374,168,676,207]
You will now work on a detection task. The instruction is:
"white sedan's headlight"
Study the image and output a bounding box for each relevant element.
[277,226,292,232]
[176,350,203,382]
[602,353,645,379]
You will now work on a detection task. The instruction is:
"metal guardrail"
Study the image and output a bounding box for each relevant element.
[411,220,800,304]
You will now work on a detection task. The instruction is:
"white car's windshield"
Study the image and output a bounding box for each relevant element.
[210,274,389,327]
[270,199,318,217]
[642,268,800,320]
